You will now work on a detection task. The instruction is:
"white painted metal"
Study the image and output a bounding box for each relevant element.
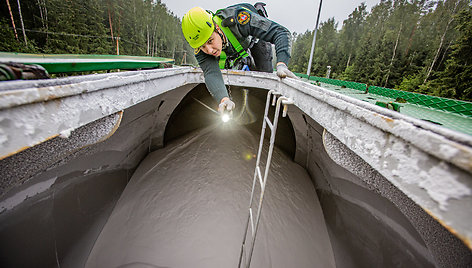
[0,67,470,248]
[0,67,199,160]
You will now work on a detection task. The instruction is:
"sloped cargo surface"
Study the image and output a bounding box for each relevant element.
[86,125,335,267]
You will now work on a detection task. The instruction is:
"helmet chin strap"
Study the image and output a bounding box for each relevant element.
[215,25,228,49]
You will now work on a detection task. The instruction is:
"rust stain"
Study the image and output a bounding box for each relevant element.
[1,91,21,97]
[422,207,472,250]
[38,86,63,102]
[0,134,60,161]
[373,113,395,127]
[45,94,59,101]
[227,70,244,75]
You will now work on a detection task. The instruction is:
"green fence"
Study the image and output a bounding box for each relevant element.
[368,86,472,117]
[297,73,472,118]
[299,75,367,91]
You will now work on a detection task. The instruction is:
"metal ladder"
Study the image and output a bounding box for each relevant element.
[238,90,293,268]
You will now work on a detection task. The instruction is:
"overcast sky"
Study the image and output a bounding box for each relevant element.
[160,0,382,34]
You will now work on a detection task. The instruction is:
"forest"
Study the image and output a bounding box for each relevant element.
[0,0,195,64]
[0,0,471,101]
[290,0,471,101]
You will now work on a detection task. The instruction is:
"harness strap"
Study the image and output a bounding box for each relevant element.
[213,15,249,69]
[219,51,227,69]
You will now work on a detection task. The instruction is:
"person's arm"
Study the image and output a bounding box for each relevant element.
[235,9,291,66]
[231,8,298,78]
[195,50,235,112]
[195,50,229,103]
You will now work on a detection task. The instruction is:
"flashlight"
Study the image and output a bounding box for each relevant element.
[221,110,232,123]
[222,114,230,122]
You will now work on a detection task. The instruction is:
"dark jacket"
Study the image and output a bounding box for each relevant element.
[195,3,291,102]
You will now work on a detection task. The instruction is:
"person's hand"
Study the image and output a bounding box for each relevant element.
[218,97,235,113]
[276,63,298,79]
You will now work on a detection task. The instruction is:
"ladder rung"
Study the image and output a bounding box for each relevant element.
[264,116,273,131]
[249,208,255,236]
[256,166,264,189]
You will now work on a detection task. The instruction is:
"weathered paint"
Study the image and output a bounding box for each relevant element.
[422,206,472,250]
[0,134,59,161]
[0,67,200,159]
[0,67,470,248]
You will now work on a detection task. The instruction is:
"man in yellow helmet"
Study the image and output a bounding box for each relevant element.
[181,3,297,114]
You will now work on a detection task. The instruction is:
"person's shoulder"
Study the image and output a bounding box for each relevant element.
[216,3,257,17]
[216,4,258,28]
[231,3,257,12]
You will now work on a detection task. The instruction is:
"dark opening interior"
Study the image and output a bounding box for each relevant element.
[164,84,296,160]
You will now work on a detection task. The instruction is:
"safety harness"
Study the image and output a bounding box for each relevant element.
[212,15,249,69]
[211,3,269,69]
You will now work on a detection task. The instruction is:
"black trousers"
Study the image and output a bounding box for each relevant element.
[249,40,273,73]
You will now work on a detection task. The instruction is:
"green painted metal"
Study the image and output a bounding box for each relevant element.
[0,52,174,73]
[296,73,472,136]
[0,64,16,80]
[300,75,367,91]
[368,86,472,117]
[375,101,401,112]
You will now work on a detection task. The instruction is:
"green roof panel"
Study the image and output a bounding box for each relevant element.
[298,74,472,136]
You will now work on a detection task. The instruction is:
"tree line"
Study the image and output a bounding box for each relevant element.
[0,0,196,65]
[1,0,470,101]
[289,0,471,101]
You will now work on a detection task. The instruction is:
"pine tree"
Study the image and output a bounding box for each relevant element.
[288,30,312,73]
[429,7,472,100]
[339,3,368,70]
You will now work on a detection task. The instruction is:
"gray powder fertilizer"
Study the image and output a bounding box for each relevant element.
[85,124,335,268]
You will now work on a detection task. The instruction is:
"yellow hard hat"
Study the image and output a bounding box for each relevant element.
[182,7,215,48]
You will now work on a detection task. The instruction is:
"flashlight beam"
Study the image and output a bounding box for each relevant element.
[192,97,219,114]
[222,114,230,122]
